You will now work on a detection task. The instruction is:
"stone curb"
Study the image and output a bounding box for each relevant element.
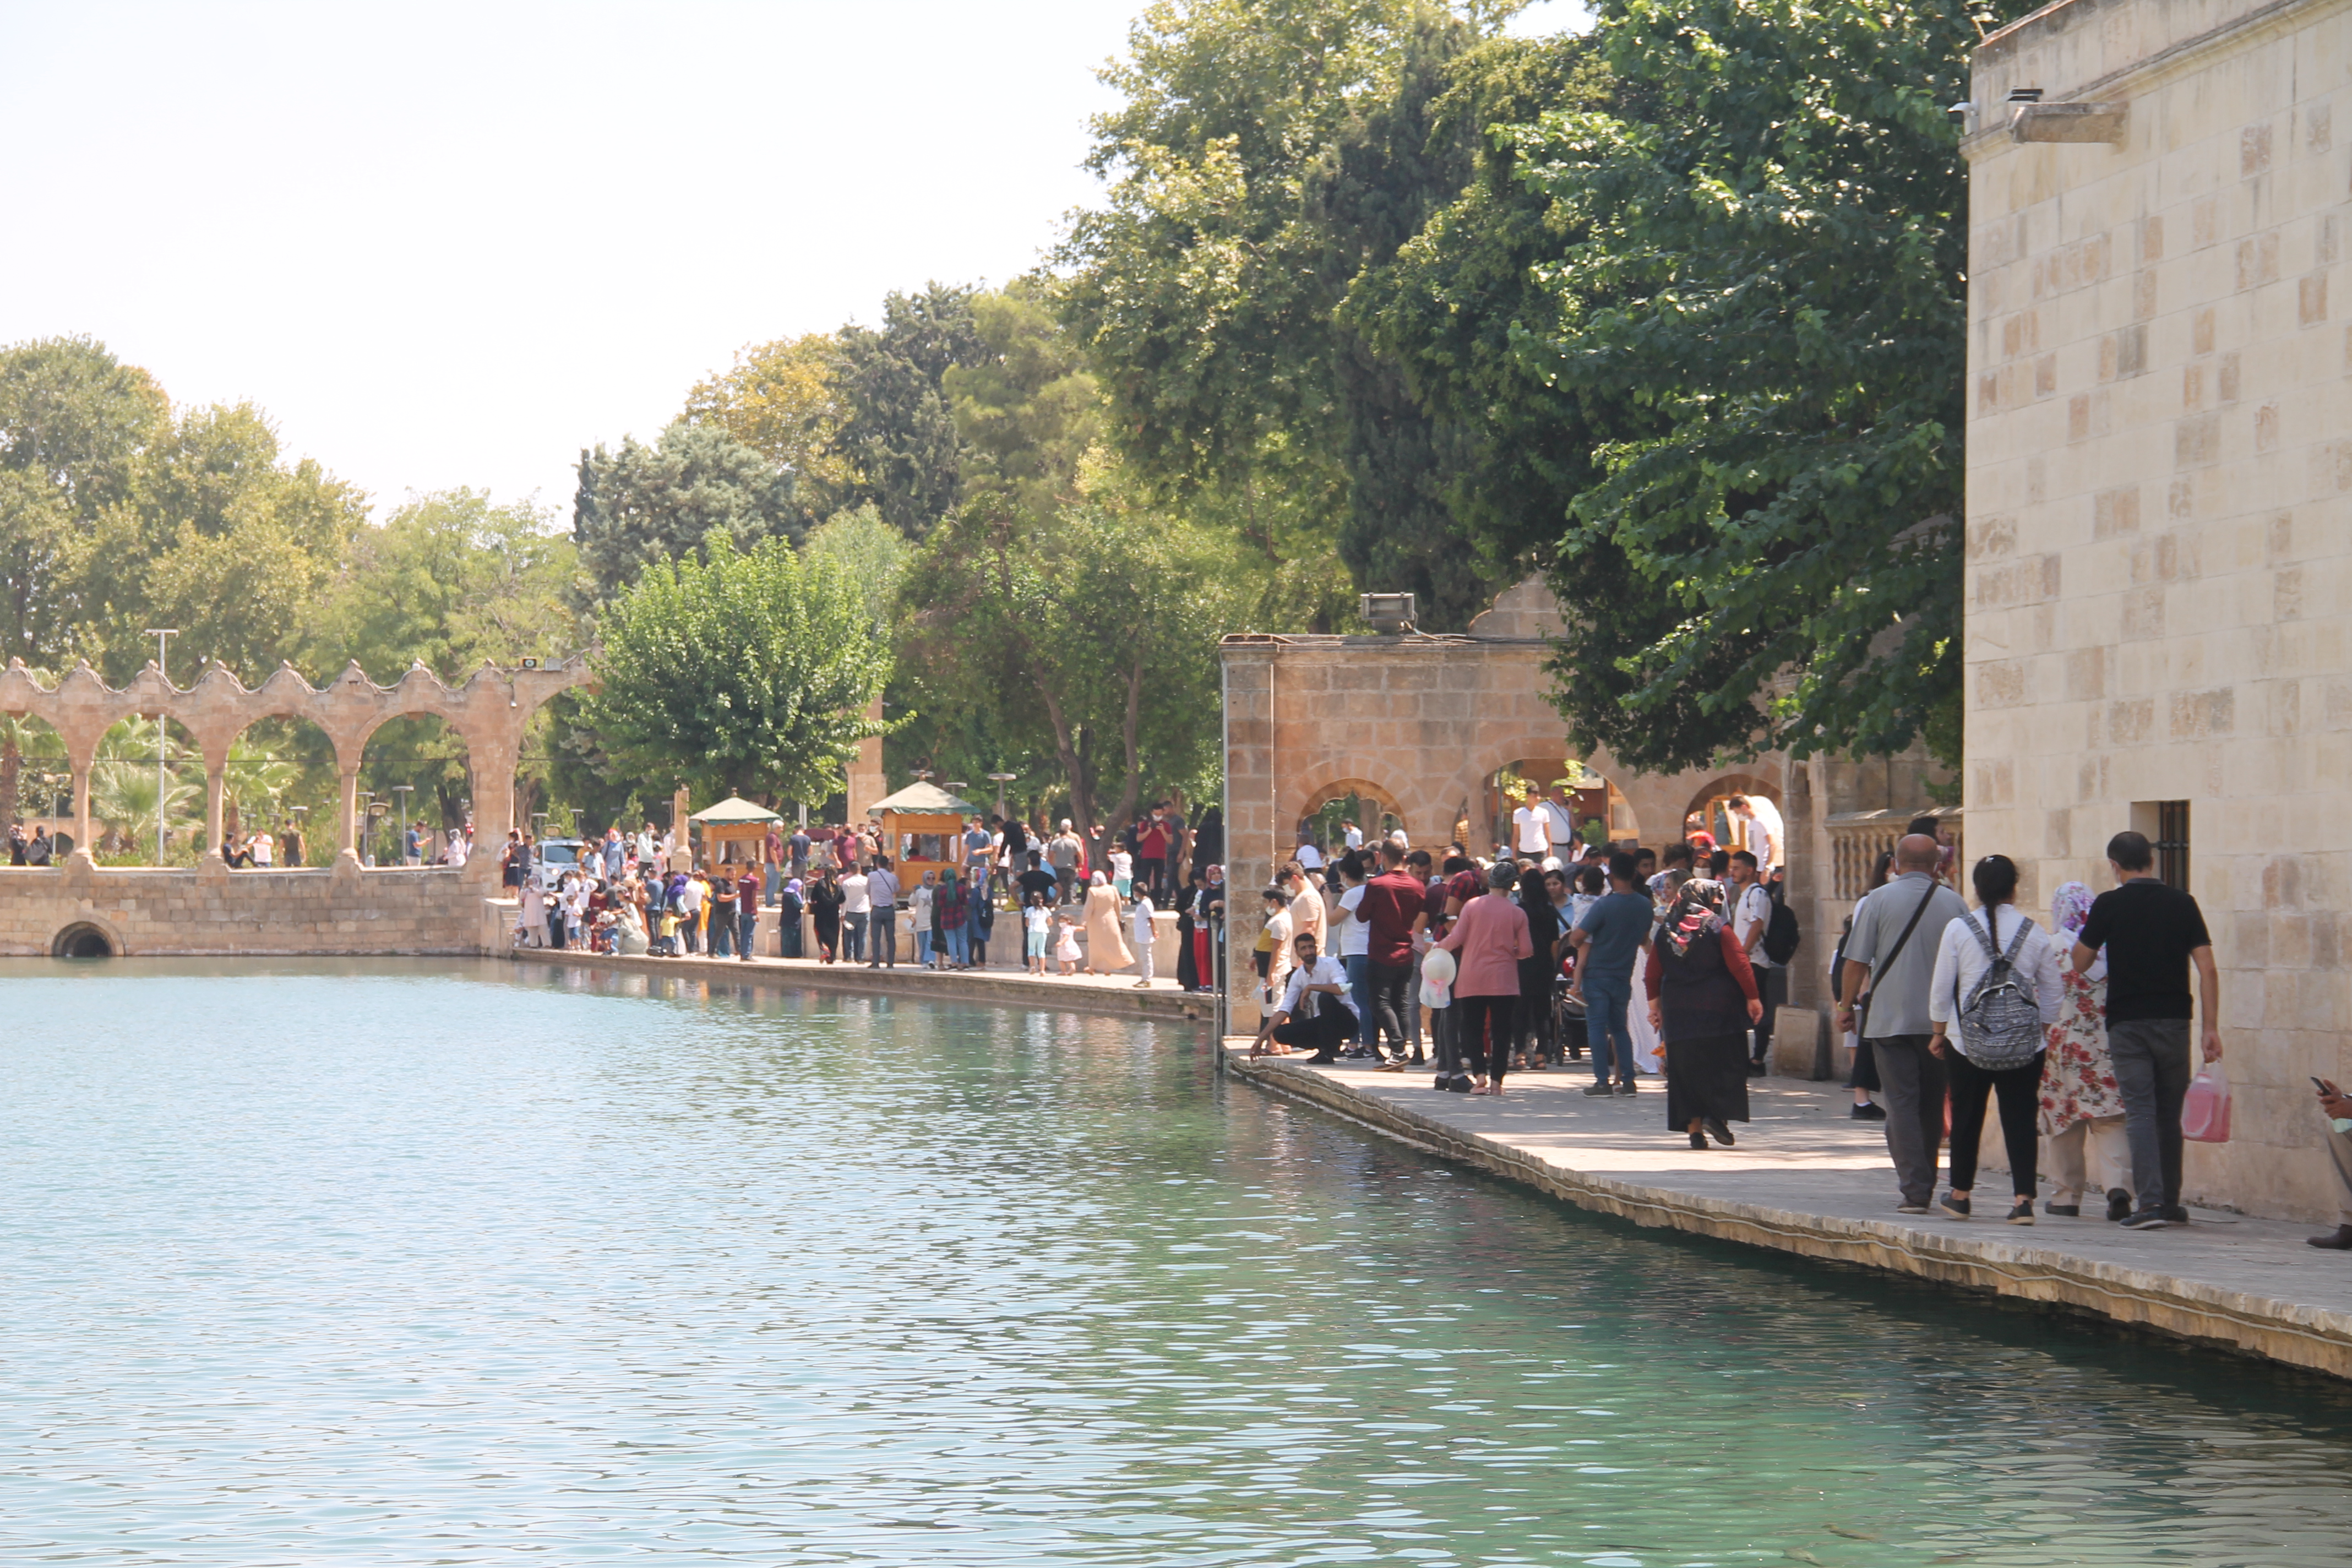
[508,948,1221,1025]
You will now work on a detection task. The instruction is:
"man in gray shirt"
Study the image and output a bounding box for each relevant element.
[1835,835,1967,1212]
[865,857,901,968]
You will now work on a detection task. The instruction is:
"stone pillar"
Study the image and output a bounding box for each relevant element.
[69,745,95,864]
[337,763,361,865]
[203,750,227,863]
[467,740,513,882]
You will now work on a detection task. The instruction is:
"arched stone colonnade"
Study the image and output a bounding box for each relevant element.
[0,656,594,877]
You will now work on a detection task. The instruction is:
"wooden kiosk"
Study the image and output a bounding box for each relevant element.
[689,796,782,873]
[868,781,978,884]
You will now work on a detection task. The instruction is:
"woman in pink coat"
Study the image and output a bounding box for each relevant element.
[1436,862,1535,1095]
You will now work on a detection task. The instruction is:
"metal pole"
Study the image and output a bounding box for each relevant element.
[144,629,176,861]
[394,785,413,866]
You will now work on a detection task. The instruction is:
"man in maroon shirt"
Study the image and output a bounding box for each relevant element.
[1358,841,1429,1066]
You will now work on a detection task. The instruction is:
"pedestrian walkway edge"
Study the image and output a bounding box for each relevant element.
[1225,1048,2352,1381]
[508,947,1220,1025]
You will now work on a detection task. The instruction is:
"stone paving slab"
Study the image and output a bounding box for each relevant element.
[510,947,1222,1023]
[1224,1044,2352,1380]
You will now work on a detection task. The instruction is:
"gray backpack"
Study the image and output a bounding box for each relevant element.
[1956,912,2043,1069]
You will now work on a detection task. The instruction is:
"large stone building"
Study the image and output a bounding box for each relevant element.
[1964,0,2352,1216]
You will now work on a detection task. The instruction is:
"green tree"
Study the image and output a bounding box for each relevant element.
[132,401,370,684]
[577,535,890,805]
[1491,0,1999,767]
[0,337,170,670]
[571,419,801,608]
[682,332,858,524]
[1055,0,1513,628]
[306,489,579,680]
[835,283,987,538]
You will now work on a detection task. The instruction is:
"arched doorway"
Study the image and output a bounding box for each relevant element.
[1292,779,1409,861]
[90,716,202,864]
[228,715,341,867]
[2,712,72,857]
[1682,774,1784,865]
[1478,756,1637,859]
[359,714,476,867]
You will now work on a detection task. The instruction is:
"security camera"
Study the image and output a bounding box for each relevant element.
[1948,101,1975,123]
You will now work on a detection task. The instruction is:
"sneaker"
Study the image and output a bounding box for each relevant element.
[2105,1188,2134,1223]
[1896,1201,1931,1215]
[2163,1205,2191,1224]
[1849,1102,1887,1121]
[2044,1201,2080,1217]
[2003,1198,2035,1226]
[1613,1080,1637,1096]
[2119,1210,2169,1231]
[1582,1082,1616,1097]
[1939,1193,1971,1219]
[1433,1074,1450,1091]
[1445,1075,1473,1094]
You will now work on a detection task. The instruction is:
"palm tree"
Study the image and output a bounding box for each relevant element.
[89,759,199,865]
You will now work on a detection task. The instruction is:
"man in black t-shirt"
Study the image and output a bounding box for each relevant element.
[2075,829,2222,1231]
[1015,851,1060,910]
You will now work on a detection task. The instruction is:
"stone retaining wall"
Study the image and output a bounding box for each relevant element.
[0,859,496,956]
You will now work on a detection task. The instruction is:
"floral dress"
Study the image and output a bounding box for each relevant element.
[2038,967,2124,1134]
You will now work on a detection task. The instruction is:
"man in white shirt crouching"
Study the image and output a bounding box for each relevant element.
[1261,931,1359,1062]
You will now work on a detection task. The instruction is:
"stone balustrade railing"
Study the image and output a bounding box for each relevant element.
[1823,806,1963,901]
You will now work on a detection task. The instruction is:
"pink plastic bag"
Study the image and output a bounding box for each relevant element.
[2182,1063,2232,1143]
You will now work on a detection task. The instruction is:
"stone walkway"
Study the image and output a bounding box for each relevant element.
[1224,1044,2352,1379]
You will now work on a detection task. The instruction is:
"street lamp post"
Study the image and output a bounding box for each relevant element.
[143,629,176,861]
[987,771,1017,820]
[367,802,388,867]
[393,785,414,865]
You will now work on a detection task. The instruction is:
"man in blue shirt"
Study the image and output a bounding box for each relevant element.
[1567,852,1654,1096]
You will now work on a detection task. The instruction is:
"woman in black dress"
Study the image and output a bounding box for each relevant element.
[805,868,843,963]
[1514,864,1560,1070]
[1643,878,1763,1149]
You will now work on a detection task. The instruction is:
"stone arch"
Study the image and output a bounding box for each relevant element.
[1681,770,1784,849]
[1446,734,1646,851]
[51,918,120,958]
[1278,765,1420,846]
[356,709,479,867]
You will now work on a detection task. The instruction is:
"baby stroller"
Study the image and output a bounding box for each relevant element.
[1551,952,1587,1062]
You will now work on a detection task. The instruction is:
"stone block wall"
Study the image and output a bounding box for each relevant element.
[0,858,496,956]
[1965,0,2352,1217]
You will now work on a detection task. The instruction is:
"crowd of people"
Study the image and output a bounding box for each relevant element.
[492,805,1234,988]
[1238,795,2342,1246]
[1246,792,1789,1158]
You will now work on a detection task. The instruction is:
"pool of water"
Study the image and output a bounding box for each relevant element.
[4,959,2351,1565]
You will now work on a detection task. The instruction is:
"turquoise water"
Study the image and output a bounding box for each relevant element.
[3,960,2350,1566]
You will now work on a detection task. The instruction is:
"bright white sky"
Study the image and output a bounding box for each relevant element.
[0,1,1586,520]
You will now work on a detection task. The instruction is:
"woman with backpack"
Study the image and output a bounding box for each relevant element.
[1927,854,2065,1224]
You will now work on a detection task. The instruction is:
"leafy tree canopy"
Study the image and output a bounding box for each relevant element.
[577,534,891,805]
[682,331,858,526]
[1488,0,1999,767]
[571,418,801,610]
[835,282,988,538]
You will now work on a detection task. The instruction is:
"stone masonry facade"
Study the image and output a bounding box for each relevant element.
[1965,0,2352,1217]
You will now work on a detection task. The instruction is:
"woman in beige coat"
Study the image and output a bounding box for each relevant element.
[1084,871,1134,974]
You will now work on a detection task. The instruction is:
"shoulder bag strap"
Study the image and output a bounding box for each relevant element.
[1857,880,1940,1036]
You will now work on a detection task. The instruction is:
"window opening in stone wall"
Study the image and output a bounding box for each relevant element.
[2154,800,2191,891]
